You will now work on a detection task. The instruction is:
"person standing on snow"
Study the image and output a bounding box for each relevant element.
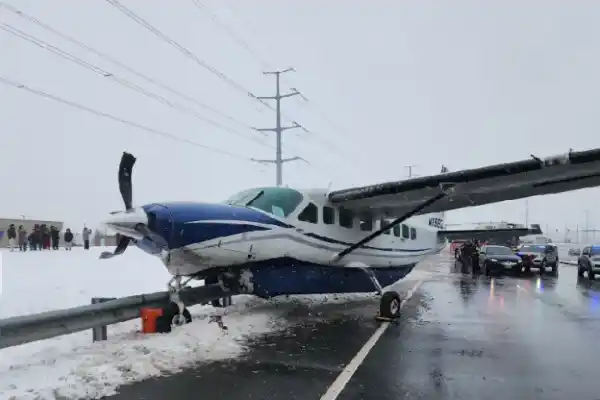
[41,224,50,250]
[50,225,60,250]
[18,225,27,251]
[64,228,74,251]
[82,226,92,250]
[6,224,16,251]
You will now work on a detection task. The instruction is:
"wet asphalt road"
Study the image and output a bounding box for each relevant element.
[106,254,600,400]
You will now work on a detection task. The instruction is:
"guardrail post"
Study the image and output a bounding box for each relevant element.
[221,296,231,307]
[91,297,116,342]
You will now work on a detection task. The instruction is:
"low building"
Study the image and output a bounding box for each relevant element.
[0,218,64,248]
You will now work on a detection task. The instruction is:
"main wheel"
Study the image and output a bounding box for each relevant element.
[379,291,402,319]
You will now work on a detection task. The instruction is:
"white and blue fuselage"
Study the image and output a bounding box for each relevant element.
[107,187,446,298]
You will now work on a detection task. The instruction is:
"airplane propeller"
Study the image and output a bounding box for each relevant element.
[99,152,139,259]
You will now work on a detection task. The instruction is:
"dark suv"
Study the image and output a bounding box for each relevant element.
[516,244,559,273]
[577,246,600,279]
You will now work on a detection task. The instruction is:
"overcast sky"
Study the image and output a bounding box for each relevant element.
[1,0,600,236]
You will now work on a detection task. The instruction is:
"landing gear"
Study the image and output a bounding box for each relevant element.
[166,275,194,328]
[359,265,402,321]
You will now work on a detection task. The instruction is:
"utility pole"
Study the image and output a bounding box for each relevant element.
[524,200,529,227]
[584,210,590,243]
[251,68,304,186]
[404,165,418,178]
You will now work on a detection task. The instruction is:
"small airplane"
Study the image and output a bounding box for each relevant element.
[101,148,600,326]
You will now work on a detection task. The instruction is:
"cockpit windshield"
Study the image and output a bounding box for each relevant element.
[224,187,304,218]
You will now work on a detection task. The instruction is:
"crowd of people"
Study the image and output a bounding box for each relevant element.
[6,224,93,252]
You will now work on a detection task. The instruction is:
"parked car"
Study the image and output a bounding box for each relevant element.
[479,245,522,275]
[516,244,559,274]
[577,246,600,279]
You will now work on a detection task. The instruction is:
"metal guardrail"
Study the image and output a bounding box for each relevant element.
[0,284,232,350]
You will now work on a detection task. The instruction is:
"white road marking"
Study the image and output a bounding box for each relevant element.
[319,280,425,400]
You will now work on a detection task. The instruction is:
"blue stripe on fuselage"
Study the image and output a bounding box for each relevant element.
[164,202,292,228]
[153,201,432,252]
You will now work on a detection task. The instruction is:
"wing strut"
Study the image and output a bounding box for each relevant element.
[331,188,451,263]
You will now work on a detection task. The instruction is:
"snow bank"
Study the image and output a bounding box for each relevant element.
[0,248,283,399]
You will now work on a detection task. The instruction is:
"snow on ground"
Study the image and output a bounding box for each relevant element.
[0,247,174,318]
[0,248,286,399]
[0,247,399,399]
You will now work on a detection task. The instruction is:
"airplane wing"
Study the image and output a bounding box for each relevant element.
[328,148,600,218]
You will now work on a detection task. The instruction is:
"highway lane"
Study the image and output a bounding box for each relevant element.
[105,253,600,400]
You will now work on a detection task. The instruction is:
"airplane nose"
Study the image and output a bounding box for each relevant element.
[141,204,174,247]
[103,207,148,240]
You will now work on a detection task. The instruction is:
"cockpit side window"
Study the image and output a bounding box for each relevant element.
[225,187,304,217]
[298,202,318,224]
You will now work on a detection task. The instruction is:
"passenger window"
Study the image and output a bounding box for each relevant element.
[583,247,591,256]
[323,206,335,225]
[401,224,409,239]
[298,203,318,224]
[380,219,391,235]
[339,207,354,229]
[410,227,417,240]
[360,216,373,232]
[393,224,401,237]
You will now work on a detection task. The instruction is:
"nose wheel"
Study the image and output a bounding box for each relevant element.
[159,275,193,332]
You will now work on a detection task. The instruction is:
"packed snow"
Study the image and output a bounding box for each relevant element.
[0,247,287,399]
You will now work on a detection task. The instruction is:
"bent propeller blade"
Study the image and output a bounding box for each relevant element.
[119,152,136,211]
[99,234,131,259]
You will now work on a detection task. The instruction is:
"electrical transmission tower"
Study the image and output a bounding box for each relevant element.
[251,68,304,186]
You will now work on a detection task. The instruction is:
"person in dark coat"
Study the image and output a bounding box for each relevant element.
[7,224,17,251]
[18,225,28,251]
[64,228,74,251]
[50,226,60,250]
[41,224,50,250]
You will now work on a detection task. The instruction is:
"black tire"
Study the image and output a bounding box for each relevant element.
[379,291,402,319]
[589,268,596,280]
[160,301,193,331]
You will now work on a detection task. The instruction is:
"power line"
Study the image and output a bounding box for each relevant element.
[0,76,255,162]
[251,68,307,186]
[0,2,254,132]
[188,0,271,70]
[188,1,367,174]
[103,0,274,110]
[0,22,271,148]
